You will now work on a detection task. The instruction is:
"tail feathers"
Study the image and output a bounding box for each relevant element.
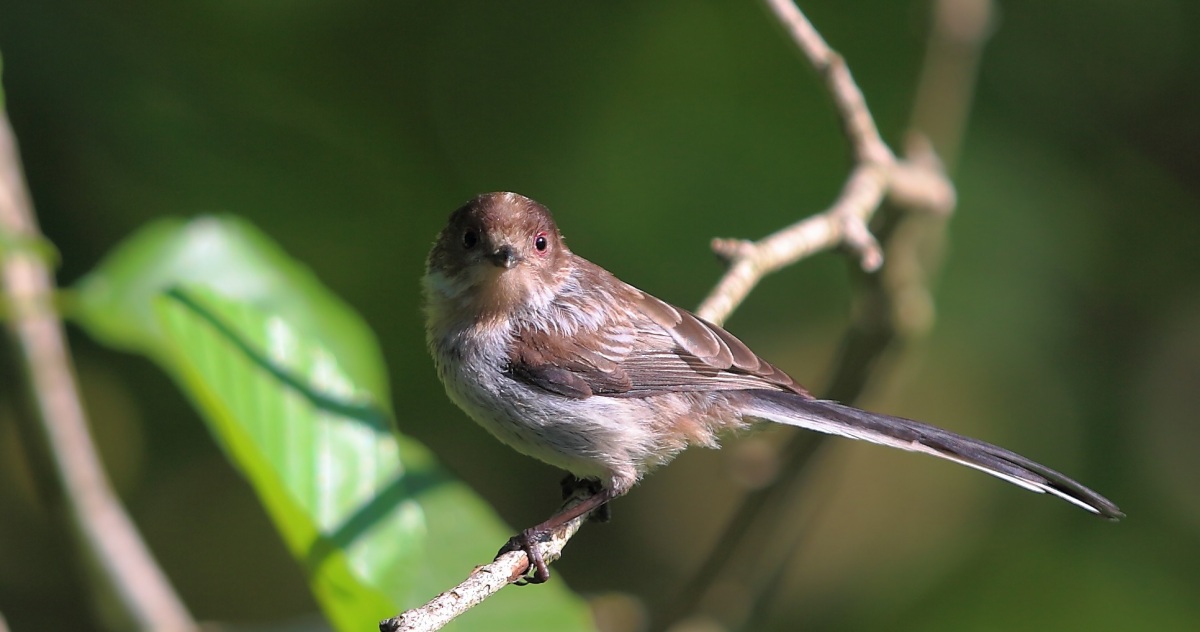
[739,390,1123,520]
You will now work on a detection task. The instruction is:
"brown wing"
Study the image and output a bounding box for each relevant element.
[632,292,805,395]
[507,260,809,399]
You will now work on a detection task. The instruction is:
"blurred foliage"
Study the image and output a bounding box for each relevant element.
[1,0,1198,631]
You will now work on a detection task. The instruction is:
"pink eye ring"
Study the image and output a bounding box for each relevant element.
[534,232,548,253]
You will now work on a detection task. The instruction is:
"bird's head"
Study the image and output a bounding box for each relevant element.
[425,192,572,322]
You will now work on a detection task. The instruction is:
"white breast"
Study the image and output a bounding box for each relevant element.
[430,320,661,487]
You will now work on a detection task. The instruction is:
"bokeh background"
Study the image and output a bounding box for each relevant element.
[1,0,1198,630]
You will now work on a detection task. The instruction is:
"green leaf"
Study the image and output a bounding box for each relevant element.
[75,216,390,404]
[74,217,594,631]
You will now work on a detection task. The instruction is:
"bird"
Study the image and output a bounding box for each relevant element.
[422,191,1122,584]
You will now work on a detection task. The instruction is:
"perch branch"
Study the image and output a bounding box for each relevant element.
[385,1,956,629]
[0,109,196,630]
[378,490,594,632]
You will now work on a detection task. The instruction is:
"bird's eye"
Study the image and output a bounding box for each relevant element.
[534,233,548,253]
[462,230,479,249]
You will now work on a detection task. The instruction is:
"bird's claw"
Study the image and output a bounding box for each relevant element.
[496,529,550,585]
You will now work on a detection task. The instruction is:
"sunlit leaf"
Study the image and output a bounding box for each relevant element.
[74,215,390,404]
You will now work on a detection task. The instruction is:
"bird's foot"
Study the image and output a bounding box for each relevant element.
[496,528,550,585]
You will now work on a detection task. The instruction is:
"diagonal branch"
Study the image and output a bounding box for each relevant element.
[379,490,594,632]
[760,0,891,165]
[0,108,196,629]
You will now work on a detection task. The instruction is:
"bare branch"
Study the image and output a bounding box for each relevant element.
[671,1,992,629]
[697,163,891,324]
[379,491,594,632]
[909,0,996,167]
[695,0,955,327]
[0,109,196,629]
[761,0,891,164]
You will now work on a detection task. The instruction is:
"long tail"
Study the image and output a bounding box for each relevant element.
[736,390,1123,519]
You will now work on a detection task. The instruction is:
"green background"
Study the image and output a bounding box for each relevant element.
[1,1,1198,630]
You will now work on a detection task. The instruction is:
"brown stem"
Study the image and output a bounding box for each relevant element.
[0,108,196,629]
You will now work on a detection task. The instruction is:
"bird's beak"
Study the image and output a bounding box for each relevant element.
[486,245,521,269]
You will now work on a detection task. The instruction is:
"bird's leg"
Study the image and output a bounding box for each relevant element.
[559,473,581,499]
[560,474,610,523]
[497,484,613,585]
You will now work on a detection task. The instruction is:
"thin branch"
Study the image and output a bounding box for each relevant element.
[695,0,955,326]
[386,1,958,629]
[760,0,891,165]
[670,1,992,629]
[379,491,595,632]
[0,109,196,629]
[908,0,996,168]
[699,163,895,325]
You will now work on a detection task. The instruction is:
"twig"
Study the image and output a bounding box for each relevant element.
[695,0,954,326]
[670,1,992,629]
[760,0,890,165]
[0,109,196,629]
[378,491,594,632]
[386,2,957,629]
